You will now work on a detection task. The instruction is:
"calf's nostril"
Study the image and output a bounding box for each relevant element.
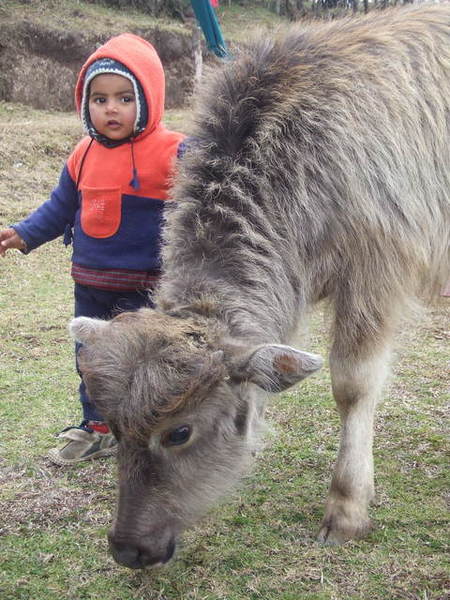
[163,538,176,564]
[110,543,142,569]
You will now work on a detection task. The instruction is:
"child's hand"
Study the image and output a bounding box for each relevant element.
[0,228,27,256]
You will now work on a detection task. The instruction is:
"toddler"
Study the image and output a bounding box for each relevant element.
[0,33,186,465]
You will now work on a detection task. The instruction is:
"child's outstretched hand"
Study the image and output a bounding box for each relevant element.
[0,228,27,256]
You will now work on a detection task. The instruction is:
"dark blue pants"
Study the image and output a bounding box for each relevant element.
[74,283,154,422]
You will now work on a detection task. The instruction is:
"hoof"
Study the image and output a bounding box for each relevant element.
[317,515,373,545]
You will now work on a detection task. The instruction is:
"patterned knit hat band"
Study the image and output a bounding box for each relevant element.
[81,58,148,146]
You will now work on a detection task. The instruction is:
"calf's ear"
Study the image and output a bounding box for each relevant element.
[69,316,109,344]
[230,344,323,392]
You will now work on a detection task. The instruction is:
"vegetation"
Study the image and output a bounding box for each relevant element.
[3,0,288,38]
[86,0,424,20]
[0,101,448,599]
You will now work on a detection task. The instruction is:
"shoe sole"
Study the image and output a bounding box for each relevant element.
[47,445,118,466]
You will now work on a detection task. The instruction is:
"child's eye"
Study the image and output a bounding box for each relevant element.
[121,96,134,103]
[92,97,105,104]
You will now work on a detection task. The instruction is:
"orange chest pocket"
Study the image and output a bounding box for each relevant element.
[80,186,122,238]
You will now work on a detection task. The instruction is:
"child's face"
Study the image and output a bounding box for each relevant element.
[88,74,137,140]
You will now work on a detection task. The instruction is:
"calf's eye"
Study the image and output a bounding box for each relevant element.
[161,425,192,447]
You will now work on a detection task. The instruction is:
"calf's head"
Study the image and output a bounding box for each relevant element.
[70,309,322,569]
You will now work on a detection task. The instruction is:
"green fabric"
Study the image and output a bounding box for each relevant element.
[191,0,229,58]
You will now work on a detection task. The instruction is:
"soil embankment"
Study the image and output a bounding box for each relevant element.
[0,19,195,111]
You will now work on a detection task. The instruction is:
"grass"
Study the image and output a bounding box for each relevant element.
[215,3,287,43]
[3,0,285,42]
[0,98,449,600]
[2,0,187,35]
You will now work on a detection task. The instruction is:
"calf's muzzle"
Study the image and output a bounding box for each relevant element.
[108,531,176,569]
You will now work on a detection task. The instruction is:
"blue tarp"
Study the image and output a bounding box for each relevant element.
[191,0,229,58]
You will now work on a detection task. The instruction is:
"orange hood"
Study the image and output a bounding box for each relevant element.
[75,33,165,137]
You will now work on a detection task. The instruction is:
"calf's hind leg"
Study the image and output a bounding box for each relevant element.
[318,333,392,545]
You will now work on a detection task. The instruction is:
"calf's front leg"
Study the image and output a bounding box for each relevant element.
[318,345,391,544]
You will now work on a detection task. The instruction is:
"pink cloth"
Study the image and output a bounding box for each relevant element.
[210,0,219,7]
[441,280,450,297]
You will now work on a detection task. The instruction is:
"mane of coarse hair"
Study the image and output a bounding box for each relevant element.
[188,7,447,165]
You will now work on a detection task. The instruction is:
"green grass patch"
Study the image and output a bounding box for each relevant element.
[3,0,187,36]
[2,0,285,45]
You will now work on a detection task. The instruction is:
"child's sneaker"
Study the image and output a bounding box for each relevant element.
[47,420,117,466]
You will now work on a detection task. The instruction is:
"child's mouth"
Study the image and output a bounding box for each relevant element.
[107,120,121,129]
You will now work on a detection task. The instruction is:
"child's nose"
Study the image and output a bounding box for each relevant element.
[105,100,118,113]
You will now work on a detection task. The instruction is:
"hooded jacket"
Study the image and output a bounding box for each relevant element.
[13,34,186,290]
